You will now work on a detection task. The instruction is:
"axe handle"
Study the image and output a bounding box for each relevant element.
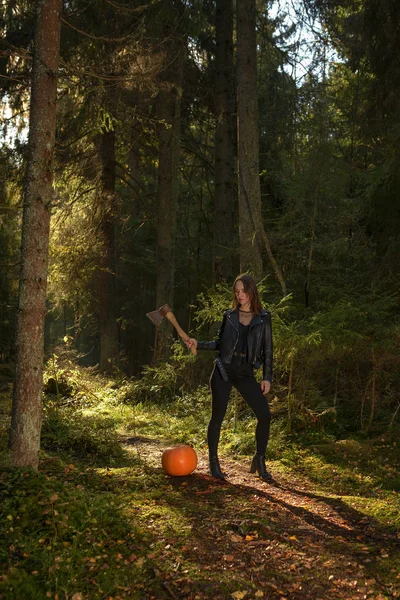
[164,311,197,356]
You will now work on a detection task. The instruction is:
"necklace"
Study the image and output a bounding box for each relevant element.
[239,310,253,322]
[239,309,253,326]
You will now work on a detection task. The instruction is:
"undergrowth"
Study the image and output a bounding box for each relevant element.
[0,361,399,599]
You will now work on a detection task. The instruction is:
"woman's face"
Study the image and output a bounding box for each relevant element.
[234,280,251,308]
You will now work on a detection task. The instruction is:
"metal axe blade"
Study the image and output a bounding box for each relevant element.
[146,304,197,355]
[146,304,172,327]
[146,309,163,327]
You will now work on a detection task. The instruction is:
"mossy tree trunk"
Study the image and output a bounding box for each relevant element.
[9,0,62,469]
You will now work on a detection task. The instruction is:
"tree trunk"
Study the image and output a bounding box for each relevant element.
[287,347,295,433]
[128,118,143,221]
[236,0,263,279]
[9,0,62,469]
[304,179,319,308]
[213,0,235,284]
[236,0,286,295]
[365,348,377,435]
[153,43,183,361]
[98,129,119,373]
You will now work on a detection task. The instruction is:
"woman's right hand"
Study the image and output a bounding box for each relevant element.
[185,338,197,350]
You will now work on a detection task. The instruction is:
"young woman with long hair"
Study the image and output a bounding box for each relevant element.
[186,274,273,481]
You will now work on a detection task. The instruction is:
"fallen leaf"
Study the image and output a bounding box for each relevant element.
[128,554,137,562]
[323,560,335,567]
[231,592,247,599]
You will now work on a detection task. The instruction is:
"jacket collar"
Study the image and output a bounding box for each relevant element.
[227,307,267,328]
[227,307,239,328]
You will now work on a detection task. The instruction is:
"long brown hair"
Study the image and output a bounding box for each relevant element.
[232,274,263,314]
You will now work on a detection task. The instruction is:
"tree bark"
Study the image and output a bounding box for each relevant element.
[9,0,62,469]
[365,348,376,435]
[153,41,183,361]
[236,0,263,279]
[213,0,235,284]
[236,0,286,295]
[304,179,319,308]
[128,114,143,221]
[98,129,119,373]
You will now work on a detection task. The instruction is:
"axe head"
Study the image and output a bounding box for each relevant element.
[146,303,172,327]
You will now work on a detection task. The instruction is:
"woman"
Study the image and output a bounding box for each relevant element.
[186,274,273,481]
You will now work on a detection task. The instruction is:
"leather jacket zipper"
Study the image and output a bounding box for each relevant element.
[227,314,239,363]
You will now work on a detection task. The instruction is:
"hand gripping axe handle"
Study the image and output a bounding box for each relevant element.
[146,304,197,355]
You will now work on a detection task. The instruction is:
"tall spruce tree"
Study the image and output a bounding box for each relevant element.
[97,127,119,372]
[153,10,185,361]
[236,0,263,279]
[236,0,286,294]
[213,0,235,283]
[9,0,62,469]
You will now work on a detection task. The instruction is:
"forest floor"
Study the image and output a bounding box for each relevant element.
[0,366,400,600]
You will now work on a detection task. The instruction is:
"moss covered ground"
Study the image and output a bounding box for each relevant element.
[0,367,399,600]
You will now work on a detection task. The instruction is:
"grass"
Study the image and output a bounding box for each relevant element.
[277,437,400,529]
[0,364,399,599]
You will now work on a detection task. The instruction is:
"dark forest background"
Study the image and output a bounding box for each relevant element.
[1,0,400,444]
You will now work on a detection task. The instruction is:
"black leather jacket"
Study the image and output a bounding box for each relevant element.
[197,308,273,382]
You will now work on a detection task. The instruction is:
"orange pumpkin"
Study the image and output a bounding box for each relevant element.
[161,445,198,476]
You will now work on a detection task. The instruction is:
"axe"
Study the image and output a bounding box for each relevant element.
[146,304,197,355]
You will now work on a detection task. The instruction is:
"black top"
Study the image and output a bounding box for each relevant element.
[231,321,249,365]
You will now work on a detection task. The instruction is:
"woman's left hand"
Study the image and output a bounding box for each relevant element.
[260,380,271,395]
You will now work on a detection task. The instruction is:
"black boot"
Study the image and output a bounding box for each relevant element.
[250,454,272,481]
[209,456,225,480]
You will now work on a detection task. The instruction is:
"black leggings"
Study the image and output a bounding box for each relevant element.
[208,362,271,457]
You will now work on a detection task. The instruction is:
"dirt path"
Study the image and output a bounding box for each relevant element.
[122,436,400,600]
